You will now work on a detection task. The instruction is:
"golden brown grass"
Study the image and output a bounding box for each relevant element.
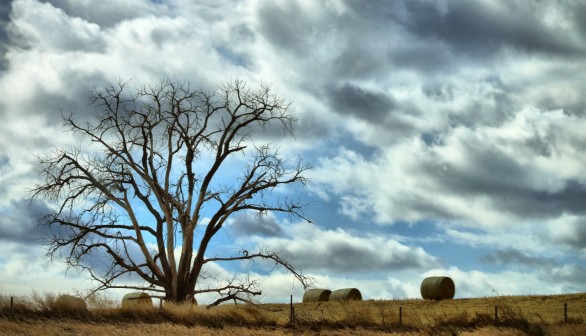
[1,292,586,335]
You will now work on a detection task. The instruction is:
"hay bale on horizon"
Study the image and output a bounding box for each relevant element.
[302,288,332,303]
[54,294,87,312]
[329,288,362,302]
[421,276,455,300]
[121,292,153,309]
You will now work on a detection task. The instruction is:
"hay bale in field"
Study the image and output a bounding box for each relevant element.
[420,276,455,300]
[329,288,362,302]
[121,292,153,308]
[54,294,87,311]
[302,288,332,303]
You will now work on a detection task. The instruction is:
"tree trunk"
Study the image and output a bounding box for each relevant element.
[167,280,193,303]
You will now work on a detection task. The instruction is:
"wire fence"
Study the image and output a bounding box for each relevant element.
[287,296,586,327]
[2,293,586,328]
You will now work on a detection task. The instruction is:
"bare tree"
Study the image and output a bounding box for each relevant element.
[31,79,312,305]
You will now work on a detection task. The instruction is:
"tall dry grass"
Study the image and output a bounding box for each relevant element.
[2,291,586,335]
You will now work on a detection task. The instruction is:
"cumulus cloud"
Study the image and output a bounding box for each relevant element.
[310,106,586,228]
[0,1,12,70]
[480,249,555,268]
[0,198,54,245]
[546,214,586,250]
[228,211,284,237]
[390,0,585,57]
[9,0,104,52]
[0,242,91,296]
[243,221,438,275]
[42,0,164,28]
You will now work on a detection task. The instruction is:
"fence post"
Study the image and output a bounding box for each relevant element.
[564,303,568,323]
[380,305,384,326]
[399,306,402,326]
[10,297,14,311]
[289,295,294,323]
[494,305,498,325]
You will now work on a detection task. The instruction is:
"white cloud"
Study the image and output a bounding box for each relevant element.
[0,242,92,296]
[241,221,438,275]
[310,105,586,229]
[10,0,103,52]
[251,265,573,303]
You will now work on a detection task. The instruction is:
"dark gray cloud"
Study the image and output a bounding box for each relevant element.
[574,3,586,39]
[331,46,389,80]
[256,2,315,57]
[480,249,555,268]
[0,198,54,245]
[550,217,586,250]
[325,83,395,123]
[542,264,586,292]
[279,239,435,274]
[258,225,438,275]
[0,0,12,71]
[426,146,586,220]
[498,181,586,220]
[42,0,162,28]
[387,40,455,74]
[391,0,585,58]
[257,1,397,80]
[229,212,284,237]
[424,145,528,195]
[2,68,107,124]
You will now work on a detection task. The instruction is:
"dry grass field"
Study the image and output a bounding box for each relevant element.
[1,292,586,335]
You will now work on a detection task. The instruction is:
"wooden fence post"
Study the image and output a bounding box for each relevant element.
[10,297,14,311]
[564,303,568,323]
[494,305,498,325]
[289,295,294,323]
[399,306,402,326]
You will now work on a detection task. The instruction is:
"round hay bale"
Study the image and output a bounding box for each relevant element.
[302,288,332,303]
[121,292,153,308]
[329,288,362,302]
[54,294,87,312]
[420,276,455,300]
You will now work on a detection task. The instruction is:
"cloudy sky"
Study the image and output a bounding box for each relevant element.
[1,0,586,303]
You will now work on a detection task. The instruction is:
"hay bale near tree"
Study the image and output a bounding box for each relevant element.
[54,294,88,312]
[121,292,153,308]
[420,276,455,300]
[302,289,332,303]
[329,288,362,302]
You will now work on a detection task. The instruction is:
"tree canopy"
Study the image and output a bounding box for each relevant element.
[31,79,312,305]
